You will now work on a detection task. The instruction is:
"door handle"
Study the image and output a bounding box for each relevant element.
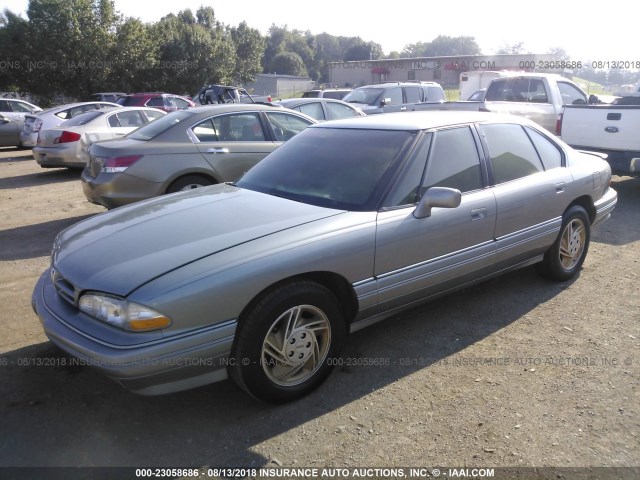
[555,183,566,194]
[206,148,229,154]
[400,107,407,111]
[470,207,487,221]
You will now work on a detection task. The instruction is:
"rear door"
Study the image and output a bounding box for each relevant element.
[478,123,573,266]
[193,111,278,181]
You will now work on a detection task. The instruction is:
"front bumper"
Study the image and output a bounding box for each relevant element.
[32,270,236,395]
[592,187,617,228]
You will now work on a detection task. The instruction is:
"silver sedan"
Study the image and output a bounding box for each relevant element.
[33,107,166,168]
[32,111,617,403]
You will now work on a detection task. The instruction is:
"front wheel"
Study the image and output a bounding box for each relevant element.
[536,205,591,281]
[229,281,346,403]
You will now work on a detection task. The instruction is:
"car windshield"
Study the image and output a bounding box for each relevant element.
[342,88,384,106]
[61,110,106,126]
[236,127,417,211]
[127,110,195,141]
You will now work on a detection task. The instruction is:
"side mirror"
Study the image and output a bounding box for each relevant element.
[413,187,462,219]
[588,94,600,105]
[0,114,9,124]
[380,97,392,106]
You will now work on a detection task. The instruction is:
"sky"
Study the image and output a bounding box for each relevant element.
[2,0,634,65]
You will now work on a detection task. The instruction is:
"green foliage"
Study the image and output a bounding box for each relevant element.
[402,36,481,58]
[270,52,308,77]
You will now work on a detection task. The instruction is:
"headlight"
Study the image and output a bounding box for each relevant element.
[78,293,171,332]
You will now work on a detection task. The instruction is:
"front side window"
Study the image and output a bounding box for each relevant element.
[423,127,483,193]
[480,124,544,184]
[384,87,403,106]
[11,101,34,113]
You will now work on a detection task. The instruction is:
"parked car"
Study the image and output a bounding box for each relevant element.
[89,92,127,103]
[301,89,352,100]
[342,81,445,114]
[33,111,617,403]
[32,107,166,169]
[116,92,195,112]
[82,104,316,209]
[0,98,42,147]
[274,98,365,121]
[20,101,119,148]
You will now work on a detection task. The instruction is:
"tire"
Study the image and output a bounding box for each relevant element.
[536,205,591,281]
[230,281,346,403]
[166,175,213,194]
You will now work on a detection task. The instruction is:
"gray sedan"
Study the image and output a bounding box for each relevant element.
[274,98,365,121]
[32,111,617,403]
[82,104,316,209]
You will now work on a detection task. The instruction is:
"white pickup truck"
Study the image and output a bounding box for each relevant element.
[481,73,598,134]
[560,103,640,176]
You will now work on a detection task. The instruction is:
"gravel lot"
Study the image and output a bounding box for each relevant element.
[0,147,638,477]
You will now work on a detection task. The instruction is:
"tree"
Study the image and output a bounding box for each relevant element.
[230,21,264,84]
[344,40,383,61]
[497,42,527,55]
[402,36,481,58]
[0,10,30,92]
[25,0,120,99]
[270,52,307,77]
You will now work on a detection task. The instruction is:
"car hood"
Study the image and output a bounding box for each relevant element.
[53,185,344,296]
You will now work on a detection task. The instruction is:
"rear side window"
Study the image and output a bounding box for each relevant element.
[63,110,105,126]
[480,124,544,184]
[558,82,587,105]
[404,86,422,104]
[264,112,314,141]
[326,102,359,120]
[427,86,445,102]
[297,102,326,121]
[116,110,146,127]
[525,127,563,169]
[485,78,549,103]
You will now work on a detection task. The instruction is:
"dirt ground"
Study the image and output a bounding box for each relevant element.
[0,147,638,476]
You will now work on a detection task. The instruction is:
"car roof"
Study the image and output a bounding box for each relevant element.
[41,101,120,114]
[276,98,349,106]
[311,110,536,131]
[188,103,295,115]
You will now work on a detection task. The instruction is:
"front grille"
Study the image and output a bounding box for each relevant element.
[51,269,77,306]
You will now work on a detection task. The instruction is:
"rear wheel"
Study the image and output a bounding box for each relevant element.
[166,175,213,193]
[537,205,591,281]
[230,281,346,403]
